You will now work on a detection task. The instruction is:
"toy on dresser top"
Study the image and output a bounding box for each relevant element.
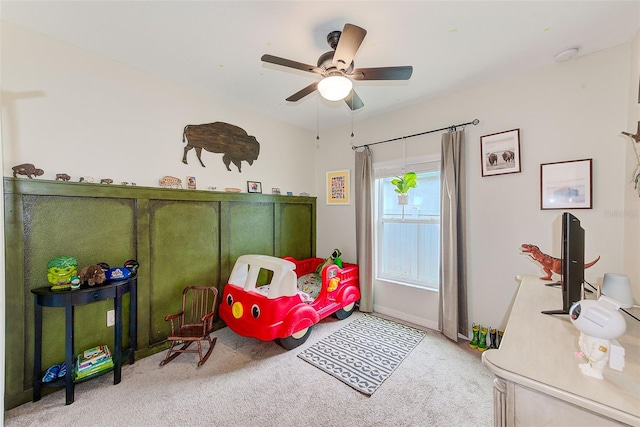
[520,243,600,281]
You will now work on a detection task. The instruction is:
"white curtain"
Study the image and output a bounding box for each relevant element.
[439,130,469,341]
[355,147,374,312]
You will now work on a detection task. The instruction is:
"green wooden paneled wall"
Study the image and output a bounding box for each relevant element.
[3,178,316,409]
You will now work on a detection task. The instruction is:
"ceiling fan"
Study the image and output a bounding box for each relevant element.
[261,23,413,111]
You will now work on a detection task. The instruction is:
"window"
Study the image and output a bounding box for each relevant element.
[375,160,440,290]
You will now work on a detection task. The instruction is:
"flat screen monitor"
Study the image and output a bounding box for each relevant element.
[542,212,585,315]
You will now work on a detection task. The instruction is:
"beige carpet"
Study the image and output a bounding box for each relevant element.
[4,312,494,426]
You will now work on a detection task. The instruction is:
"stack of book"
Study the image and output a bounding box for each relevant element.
[75,345,113,379]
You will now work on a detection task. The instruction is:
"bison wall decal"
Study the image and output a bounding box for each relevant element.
[182,122,260,172]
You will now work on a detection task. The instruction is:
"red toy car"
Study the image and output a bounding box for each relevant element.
[219,255,360,349]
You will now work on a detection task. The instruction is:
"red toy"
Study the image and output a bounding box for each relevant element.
[219,254,360,349]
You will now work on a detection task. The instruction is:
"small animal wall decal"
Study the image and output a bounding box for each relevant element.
[182,122,260,172]
[55,173,71,181]
[12,163,44,179]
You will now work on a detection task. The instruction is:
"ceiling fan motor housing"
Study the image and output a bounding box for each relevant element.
[317,51,353,75]
[327,30,342,50]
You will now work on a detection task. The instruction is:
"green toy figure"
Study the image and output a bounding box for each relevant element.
[315,249,343,276]
[47,256,78,290]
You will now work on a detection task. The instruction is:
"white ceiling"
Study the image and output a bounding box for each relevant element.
[2,1,639,132]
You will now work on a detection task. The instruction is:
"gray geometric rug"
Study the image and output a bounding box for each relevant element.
[298,314,426,395]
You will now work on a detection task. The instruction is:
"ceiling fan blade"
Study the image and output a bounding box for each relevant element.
[344,90,364,111]
[286,82,318,102]
[332,24,367,71]
[261,54,322,74]
[351,66,413,81]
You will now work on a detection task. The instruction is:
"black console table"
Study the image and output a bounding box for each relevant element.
[31,276,137,405]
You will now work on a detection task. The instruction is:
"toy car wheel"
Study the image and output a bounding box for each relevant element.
[333,302,356,320]
[276,326,313,350]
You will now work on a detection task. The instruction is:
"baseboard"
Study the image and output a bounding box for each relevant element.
[372,305,439,331]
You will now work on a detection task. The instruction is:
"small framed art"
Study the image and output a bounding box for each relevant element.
[187,176,196,189]
[326,169,350,205]
[480,129,521,177]
[540,158,592,210]
[247,181,262,193]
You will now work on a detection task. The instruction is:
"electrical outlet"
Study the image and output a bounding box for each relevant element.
[106,310,115,327]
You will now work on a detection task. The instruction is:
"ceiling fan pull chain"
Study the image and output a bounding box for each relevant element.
[316,96,320,146]
[351,99,355,139]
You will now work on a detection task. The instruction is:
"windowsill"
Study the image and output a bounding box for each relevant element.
[375,277,439,293]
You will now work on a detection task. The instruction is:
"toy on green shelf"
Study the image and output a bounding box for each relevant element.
[314,248,343,276]
[12,163,44,179]
[47,256,78,290]
[70,276,81,290]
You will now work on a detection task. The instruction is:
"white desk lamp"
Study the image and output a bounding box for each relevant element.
[601,273,634,309]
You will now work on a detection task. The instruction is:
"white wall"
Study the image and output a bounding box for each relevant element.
[315,42,635,331]
[624,30,640,302]
[1,22,316,194]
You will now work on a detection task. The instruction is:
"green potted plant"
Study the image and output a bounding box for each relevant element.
[391,172,417,205]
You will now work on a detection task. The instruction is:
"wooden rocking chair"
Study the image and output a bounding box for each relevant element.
[159,285,218,367]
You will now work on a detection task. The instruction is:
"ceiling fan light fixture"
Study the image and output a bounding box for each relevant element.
[317,75,352,101]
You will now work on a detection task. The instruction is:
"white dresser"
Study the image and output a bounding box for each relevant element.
[482,275,640,426]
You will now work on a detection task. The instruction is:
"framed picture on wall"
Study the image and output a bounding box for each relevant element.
[326,170,350,205]
[480,129,521,177]
[540,158,592,210]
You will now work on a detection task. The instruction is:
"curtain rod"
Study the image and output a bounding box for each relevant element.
[351,119,480,150]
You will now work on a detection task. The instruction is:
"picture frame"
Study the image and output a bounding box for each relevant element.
[186,176,196,190]
[480,129,521,177]
[326,169,350,205]
[247,181,262,194]
[540,158,592,210]
[271,187,281,195]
